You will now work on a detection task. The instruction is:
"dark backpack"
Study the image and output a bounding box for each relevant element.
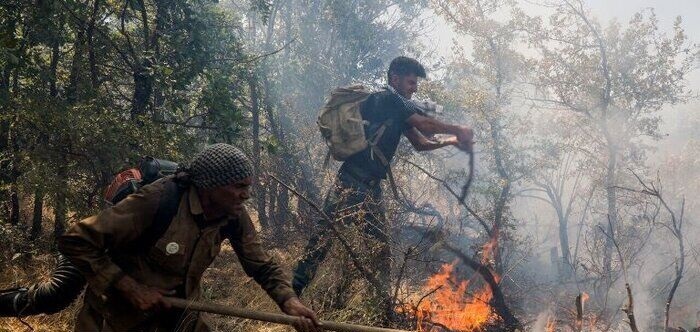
[104,157,179,205]
[104,157,186,251]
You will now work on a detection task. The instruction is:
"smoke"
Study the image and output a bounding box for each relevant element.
[231,0,700,329]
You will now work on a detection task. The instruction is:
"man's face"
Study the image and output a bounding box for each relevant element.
[390,73,418,99]
[207,177,252,216]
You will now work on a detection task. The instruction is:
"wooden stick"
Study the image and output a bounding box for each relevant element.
[165,297,411,332]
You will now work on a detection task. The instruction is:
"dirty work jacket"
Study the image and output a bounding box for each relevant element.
[58,177,295,331]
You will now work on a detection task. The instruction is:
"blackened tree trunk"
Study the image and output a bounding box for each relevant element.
[557,212,571,276]
[663,199,685,330]
[30,189,44,239]
[9,183,20,225]
[444,242,521,331]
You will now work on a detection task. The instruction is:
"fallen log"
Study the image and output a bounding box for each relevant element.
[165,297,411,332]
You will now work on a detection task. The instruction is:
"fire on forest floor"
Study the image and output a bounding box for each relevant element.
[399,262,499,332]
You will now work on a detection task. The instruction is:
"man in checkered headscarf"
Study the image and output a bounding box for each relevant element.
[59,144,321,332]
[187,143,255,217]
[189,143,254,190]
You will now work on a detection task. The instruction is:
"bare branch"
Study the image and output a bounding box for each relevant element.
[399,157,492,236]
[268,174,391,300]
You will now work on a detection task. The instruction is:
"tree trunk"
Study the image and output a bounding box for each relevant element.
[664,245,684,330]
[252,3,282,229]
[493,182,510,273]
[49,38,60,97]
[261,70,288,230]
[557,209,572,278]
[130,0,159,122]
[0,1,17,97]
[599,130,618,304]
[86,0,101,89]
[665,214,685,330]
[151,1,166,119]
[131,60,153,121]
[444,242,521,331]
[1,7,18,225]
[53,190,67,240]
[249,75,268,227]
[9,183,20,225]
[489,116,511,274]
[52,11,86,240]
[66,23,85,104]
[30,189,44,239]
[604,150,617,268]
[276,184,290,225]
[8,62,21,226]
[53,160,69,241]
[268,181,278,224]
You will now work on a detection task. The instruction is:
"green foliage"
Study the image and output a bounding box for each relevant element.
[0,0,256,224]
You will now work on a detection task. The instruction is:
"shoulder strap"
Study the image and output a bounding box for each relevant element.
[365,119,400,199]
[367,144,400,199]
[132,179,187,251]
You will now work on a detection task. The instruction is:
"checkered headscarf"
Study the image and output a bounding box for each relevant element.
[188,144,253,189]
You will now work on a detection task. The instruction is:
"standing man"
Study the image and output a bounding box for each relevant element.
[59,144,320,332]
[292,56,474,310]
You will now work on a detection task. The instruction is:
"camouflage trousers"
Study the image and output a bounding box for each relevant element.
[292,170,391,308]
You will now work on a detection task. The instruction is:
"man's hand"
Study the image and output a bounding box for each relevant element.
[281,297,322,332]
[439,136,459,146]
[456,126,474,152]
[115,275,174,311]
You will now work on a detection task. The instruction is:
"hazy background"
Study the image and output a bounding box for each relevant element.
[419,1,699,329]
[1,0,698,330]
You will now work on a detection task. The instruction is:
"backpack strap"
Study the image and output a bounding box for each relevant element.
[368,145,400,199]
[367,120,400,199]
[131,179,187,251]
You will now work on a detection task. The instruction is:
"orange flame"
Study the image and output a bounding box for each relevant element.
[480,236,500,283]
[405,262,497,331]
[481,237,497,265]
[401,233,502,331]
[581,292,589,303]
[545,316,556,332]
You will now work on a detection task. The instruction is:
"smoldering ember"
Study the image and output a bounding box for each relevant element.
[1,0,699,331]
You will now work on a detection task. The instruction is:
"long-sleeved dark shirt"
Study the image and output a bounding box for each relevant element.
[58,177,295,331]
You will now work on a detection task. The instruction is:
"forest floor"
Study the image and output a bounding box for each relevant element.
[0,238,299,331]
[0,215,388,332]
